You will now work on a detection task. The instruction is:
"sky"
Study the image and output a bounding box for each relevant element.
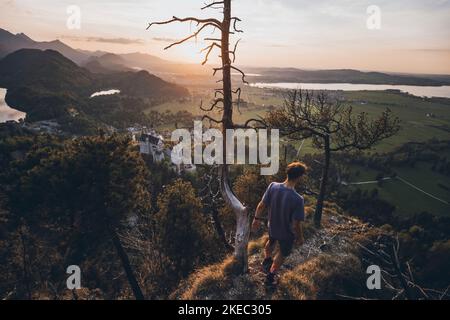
[1,0,450,74]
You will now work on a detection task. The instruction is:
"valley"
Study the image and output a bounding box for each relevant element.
[1,28,449,221]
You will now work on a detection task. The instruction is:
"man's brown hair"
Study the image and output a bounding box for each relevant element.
[286,162,308,181]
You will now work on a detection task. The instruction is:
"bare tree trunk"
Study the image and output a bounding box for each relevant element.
[219,0,250,273]
[220,166,249,271]
[314,135,331,227]
[109,228,145,300]
[147,0,249,274]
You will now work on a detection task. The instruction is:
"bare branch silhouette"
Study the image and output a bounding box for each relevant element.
[201,1,225,10]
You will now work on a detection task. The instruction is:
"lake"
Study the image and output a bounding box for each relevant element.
[250,83,450,98]
[0,88,26,123]
[90,89,121,98]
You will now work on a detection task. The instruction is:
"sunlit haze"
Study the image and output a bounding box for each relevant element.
[1,0,450,74]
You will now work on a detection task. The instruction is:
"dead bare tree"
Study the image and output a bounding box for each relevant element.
[147,0,251,273]
[265,90,400,227]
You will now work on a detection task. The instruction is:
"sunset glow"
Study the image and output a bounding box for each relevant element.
[0,0,449,74]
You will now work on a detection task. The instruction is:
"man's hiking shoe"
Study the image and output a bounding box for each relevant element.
[265,272,277,287]
[262,257,273,274]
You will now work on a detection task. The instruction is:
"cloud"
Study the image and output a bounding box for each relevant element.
[409,48,450,53]
[61,36,144,45]
[266,44,289,48]
[152,37,178,43]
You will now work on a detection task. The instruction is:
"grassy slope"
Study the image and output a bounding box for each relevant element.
[171,204,382,300]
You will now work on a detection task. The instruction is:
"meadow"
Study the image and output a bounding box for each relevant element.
[346,162,450,217]
[148,85,450,151]
[146,86,450,217]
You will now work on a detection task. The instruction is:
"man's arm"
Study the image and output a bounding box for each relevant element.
[251,201,266,233]
[293,220,304,246]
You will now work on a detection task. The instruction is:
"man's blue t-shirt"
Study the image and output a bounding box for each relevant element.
[262,182,305,240]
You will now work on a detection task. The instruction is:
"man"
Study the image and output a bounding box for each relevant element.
[251,162,307,286]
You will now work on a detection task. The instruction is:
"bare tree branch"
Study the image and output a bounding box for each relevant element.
[201,42,221,65]
[201,1,225,10]
[164,23,219,50]
[230,39,241,63]
[201,98,224,112]
[231,17,243,33]
[147,16,222,30]
[202,115,223,125]
[231,65,248,84]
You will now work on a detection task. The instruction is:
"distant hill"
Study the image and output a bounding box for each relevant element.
[101,70,189,98]
[0,49,92,94]
[0,49,94,120]
[0,49,189,125]
[0,48,188,99]
[83,53,134,74]
[0,28,208,78]
[119,52,210,76]
[0,28,89,64]
[245,67,450,86]
[0,29,33,53]
[119,52,171,70]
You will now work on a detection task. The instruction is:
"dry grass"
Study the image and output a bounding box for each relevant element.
[171,256,236,300]
[248,235,269,256]
[172,202,384,300]
[274,253,365,300]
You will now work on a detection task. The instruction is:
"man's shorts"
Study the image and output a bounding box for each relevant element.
[268,237,294,257]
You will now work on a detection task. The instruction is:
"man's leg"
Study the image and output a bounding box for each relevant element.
[262,238,276,274]
[264,238,276,259]
[270,250,286,274]
[266,239,293,286]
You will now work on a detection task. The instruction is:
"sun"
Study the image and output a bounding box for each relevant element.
[176,41,220,65]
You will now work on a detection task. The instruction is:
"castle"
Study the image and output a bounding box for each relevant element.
[137,131,165,163]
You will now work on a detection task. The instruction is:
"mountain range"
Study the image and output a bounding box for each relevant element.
[0,28,89,64]
[2,27,450,86]
[0,28,208,77]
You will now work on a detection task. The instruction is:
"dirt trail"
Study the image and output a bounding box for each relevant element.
[224,213,369,300]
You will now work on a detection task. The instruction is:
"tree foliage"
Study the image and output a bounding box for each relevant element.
[265,90,400,226]
[153,179,221,278]
[1,134,151,299]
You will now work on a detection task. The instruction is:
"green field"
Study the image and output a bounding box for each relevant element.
[341,91,450,152]
[148,87,450,152]
[346,162,450,217]
[148,86,450,217]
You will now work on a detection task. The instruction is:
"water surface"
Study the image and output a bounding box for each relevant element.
[0,88,26,123]
[250,82,450,98]
[90,89,121,98]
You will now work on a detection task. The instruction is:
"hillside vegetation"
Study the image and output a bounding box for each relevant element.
[0,49,189,132]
